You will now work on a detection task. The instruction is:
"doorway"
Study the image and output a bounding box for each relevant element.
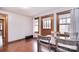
[41,14,54,36]
[0,14,8,51]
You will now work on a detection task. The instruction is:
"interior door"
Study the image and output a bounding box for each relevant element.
[41,15,54,36]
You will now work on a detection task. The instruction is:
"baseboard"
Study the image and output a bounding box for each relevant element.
[8,38,25,44]
[8,36,34,44]
[25,35,33,39]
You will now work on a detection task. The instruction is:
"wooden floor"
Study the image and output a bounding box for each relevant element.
[0,38,53,52]
[0,39,34,52]
[0,38,76,52]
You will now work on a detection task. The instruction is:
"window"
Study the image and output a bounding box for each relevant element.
[34,18,39,32]
[43,17,51,29]
[59,14,71,33]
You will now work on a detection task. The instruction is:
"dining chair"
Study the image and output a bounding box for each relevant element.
[37,35,51,52]
[55,32,79,52]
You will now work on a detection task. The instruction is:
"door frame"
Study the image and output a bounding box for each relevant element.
[0,13,8,50]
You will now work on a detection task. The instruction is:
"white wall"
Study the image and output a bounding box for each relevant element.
[0,10,33,43]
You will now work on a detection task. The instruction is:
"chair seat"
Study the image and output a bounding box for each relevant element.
[57,43,77,52]
[58,43,77,50]
[57,48,69,52]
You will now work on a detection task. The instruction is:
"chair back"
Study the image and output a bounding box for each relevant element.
[37,35,51,52]
[55,32,79,52]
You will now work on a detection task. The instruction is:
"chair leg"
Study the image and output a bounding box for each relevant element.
[37,40,42,52]
[37,40,40,52]
[48,40,51,52]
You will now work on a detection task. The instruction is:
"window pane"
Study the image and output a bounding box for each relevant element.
[43,17,51,29]
[59,19,63,24]
[34,26,38,32]
[49,20,51,28]
[34,19,39,32]
[59,24,71,33]
[43,19,46,29]
[43,20,46,29]
[46,20,49,29]
[35,20,38,25]
[67,18,71,23]
[59,25,66,33]
[65,25,68,32]
[68,25,71,32]
[35,22,38,25]
[62,18,66,23]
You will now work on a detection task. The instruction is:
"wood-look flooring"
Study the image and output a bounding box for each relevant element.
[0,39,34,52]
[0,38,53,52]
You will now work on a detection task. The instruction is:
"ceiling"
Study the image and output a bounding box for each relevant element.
[0,7,73,17]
